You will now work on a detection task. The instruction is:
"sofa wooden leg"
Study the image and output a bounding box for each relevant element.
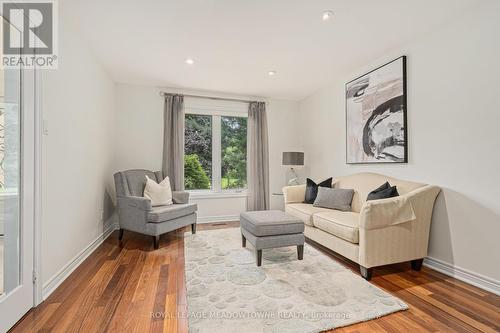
[297,245,304,260]
[118,229,124,240]
[411,258,424,271]
[242,234,246,247]
[153,235,160,249]
[191,223,197,234]
[360,266,372,280]
[256,250,262,267]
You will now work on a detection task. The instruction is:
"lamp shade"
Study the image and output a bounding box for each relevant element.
[282,152,304,166]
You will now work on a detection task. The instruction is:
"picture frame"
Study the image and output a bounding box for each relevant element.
[345,56,408,164]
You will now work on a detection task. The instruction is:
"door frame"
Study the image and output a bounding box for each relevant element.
[33,68,42,306]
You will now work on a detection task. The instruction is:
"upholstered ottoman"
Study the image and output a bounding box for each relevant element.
[240,210,305,266]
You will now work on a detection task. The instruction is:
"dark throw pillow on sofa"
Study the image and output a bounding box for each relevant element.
[367,181,399,201]
[313,187,354,211]
[304,177,332,204]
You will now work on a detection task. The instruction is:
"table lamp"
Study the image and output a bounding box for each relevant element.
[282,152,304,185]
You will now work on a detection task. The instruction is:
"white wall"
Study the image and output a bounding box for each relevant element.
[298,2,500,282]
[113,83,301,220]
[267,99,303,210]
[40,5,116,288]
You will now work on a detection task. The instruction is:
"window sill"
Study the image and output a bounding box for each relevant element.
[0,189,19,198]
[188,191,247,200]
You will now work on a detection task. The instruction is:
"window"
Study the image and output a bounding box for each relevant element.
[184,114,212,190]
[184,101,247,193]
[221,116,247,190]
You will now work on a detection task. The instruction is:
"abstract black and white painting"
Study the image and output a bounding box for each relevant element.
[346,56,407,164]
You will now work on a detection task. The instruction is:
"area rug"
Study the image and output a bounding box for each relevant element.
[184,227,407,333]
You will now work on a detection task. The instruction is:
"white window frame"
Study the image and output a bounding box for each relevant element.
[184,98,248,198]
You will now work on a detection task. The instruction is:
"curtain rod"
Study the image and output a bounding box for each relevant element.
[159,91,263,104]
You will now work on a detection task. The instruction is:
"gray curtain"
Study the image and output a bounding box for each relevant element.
[162,94,185,190]
[247,101,270,211]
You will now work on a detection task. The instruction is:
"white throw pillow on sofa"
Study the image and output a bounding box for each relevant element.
[143,175,173,206]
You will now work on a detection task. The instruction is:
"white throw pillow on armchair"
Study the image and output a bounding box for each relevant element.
[143,175,173,206]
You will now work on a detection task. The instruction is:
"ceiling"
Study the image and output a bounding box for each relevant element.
[65,0,481,100]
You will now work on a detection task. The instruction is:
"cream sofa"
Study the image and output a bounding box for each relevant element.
[283,172,440,280]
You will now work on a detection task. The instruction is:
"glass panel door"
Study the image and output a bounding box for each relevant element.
[0,14,35,332]
[0,17,21,301]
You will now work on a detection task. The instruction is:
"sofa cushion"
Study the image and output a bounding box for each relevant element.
[313,211,360,244]
[285,203,331,226]
[333,173,424,213]
[122,169,159,196]
[143,175,173,206]
[148,203,197,223]
[304,177,332,204]
[367,182,399,201]
[313,187,354,211]
[240,210,304,237]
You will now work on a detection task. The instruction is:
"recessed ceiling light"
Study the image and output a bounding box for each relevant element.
[322,10,333,21]
[185,58,194,65]
[268,70,276,76]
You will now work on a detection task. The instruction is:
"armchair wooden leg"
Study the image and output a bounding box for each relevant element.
[360,266,373,280]
[191,223,197,234]
[256,250,262,267]
[411,258,424,271]
[242,234,246,247]
[118,229,124,240]
[297,245,304,260]
[153,235,160,249]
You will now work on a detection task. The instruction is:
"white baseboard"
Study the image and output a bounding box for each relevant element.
[41,215,232,299]
[197,215,240,224]
[42,222,119,300]
[424,256,500,296]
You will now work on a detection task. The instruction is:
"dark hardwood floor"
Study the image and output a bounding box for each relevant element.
[10,222,500,333]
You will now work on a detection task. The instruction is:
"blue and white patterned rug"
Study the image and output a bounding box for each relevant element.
[184,227,407,333]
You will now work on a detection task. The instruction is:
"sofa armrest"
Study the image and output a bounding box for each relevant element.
[360,195,416,230]
[282,184,306,204]
[116,196,151,231]
[118,195,152,211]
[358,185,441,268]
[172,191,190,204]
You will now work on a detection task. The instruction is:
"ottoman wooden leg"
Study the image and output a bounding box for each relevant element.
[256,249,262,266]
[297,245,304,260]
[242,234,246,247]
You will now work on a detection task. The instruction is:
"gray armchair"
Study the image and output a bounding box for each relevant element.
[114,169,197,249]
